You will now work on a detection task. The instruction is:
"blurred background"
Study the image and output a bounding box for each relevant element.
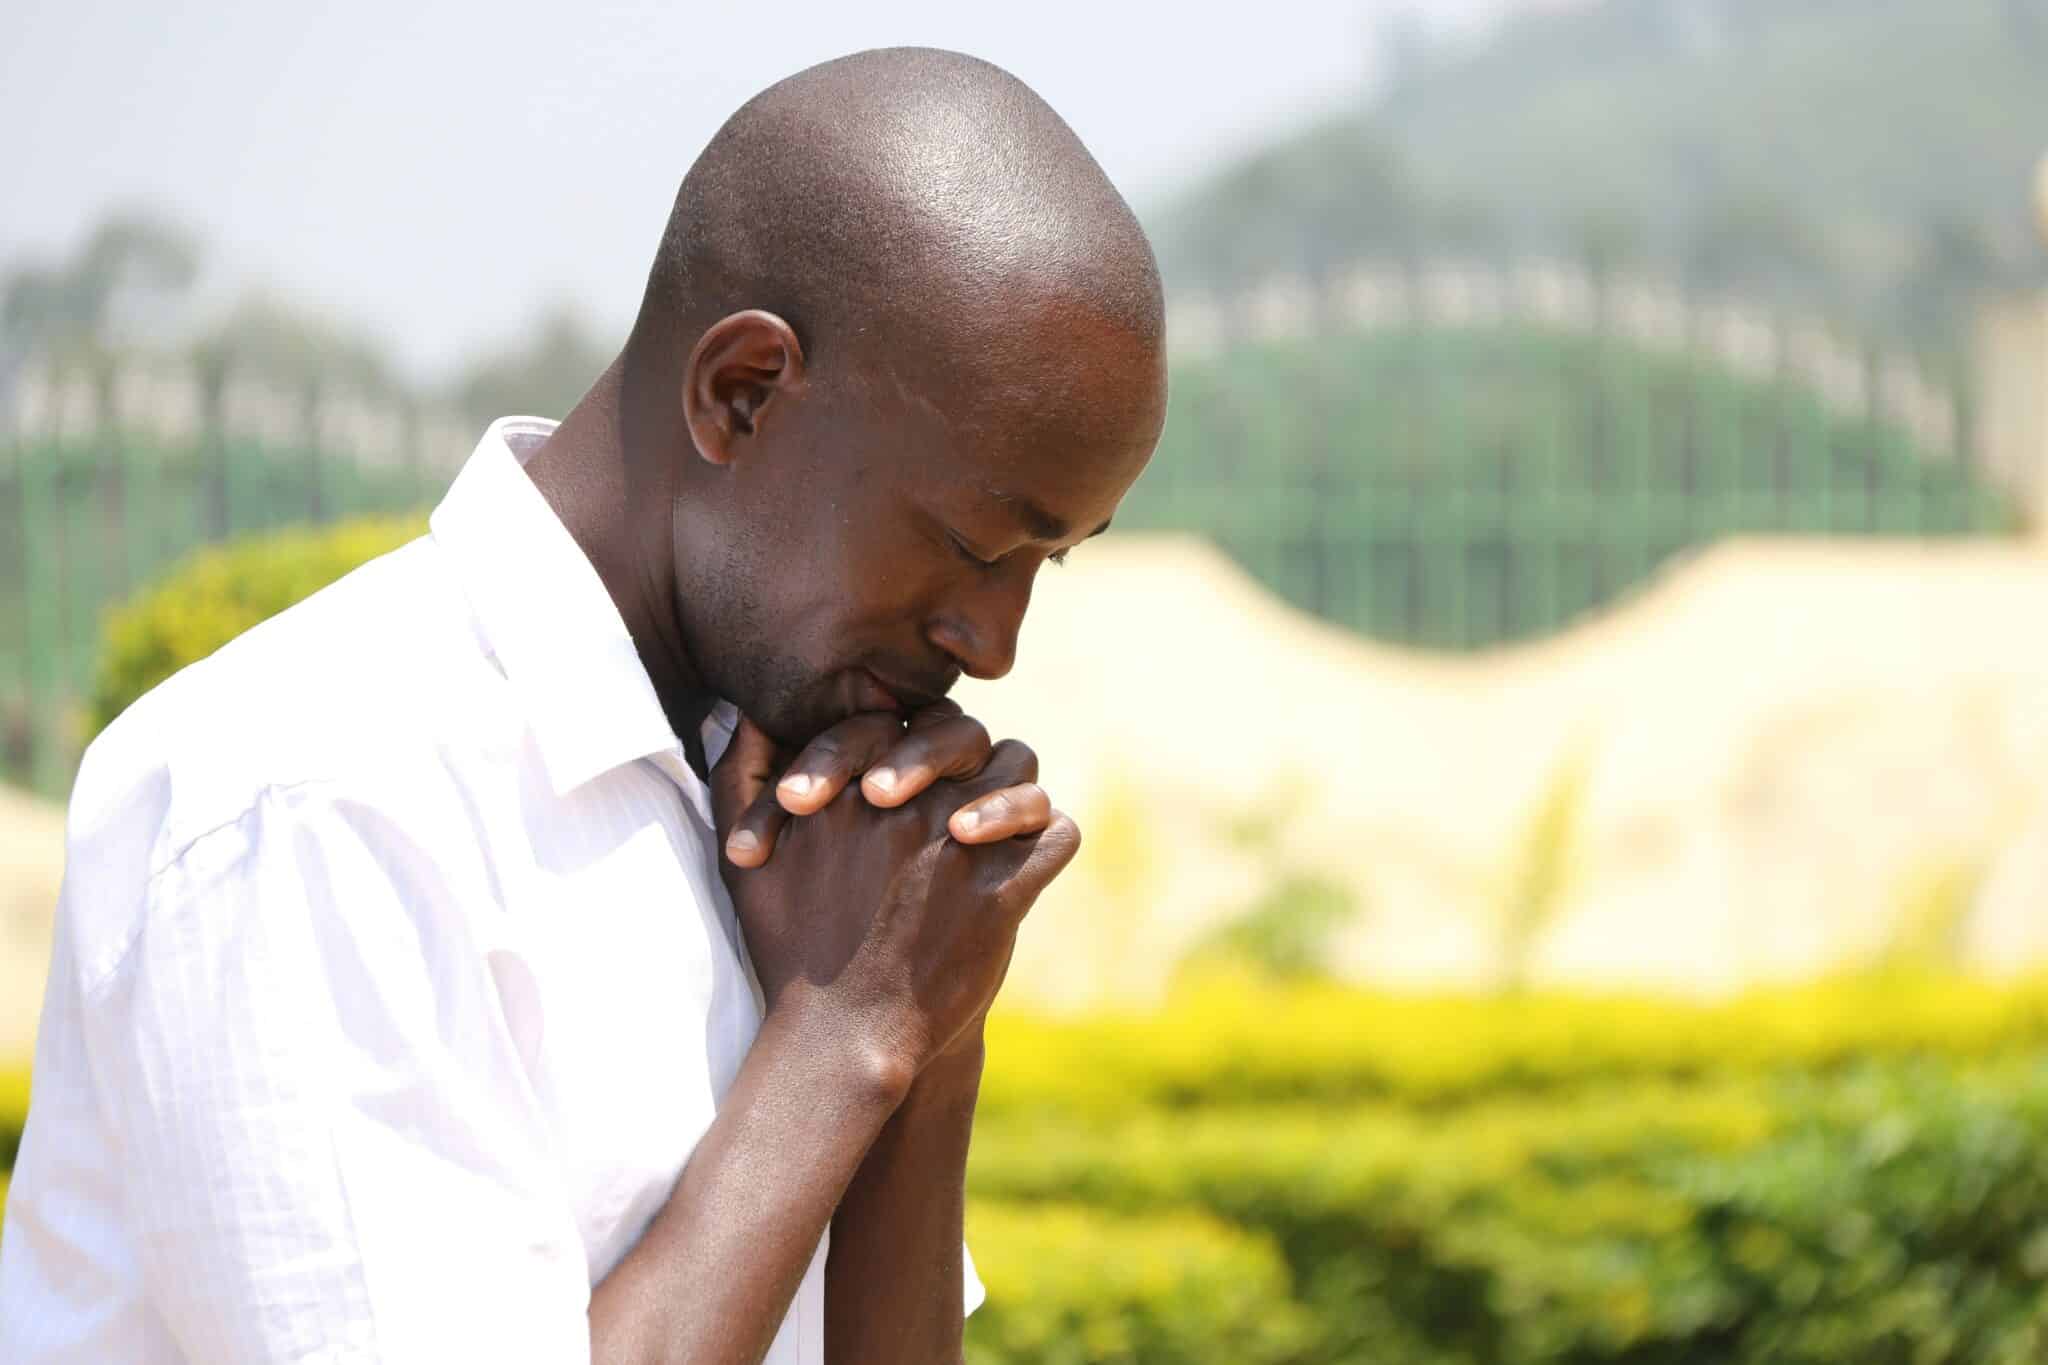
[7,0,2048,1360]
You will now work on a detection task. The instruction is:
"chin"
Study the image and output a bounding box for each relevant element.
[742,685,845,751]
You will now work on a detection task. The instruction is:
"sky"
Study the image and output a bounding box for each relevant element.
[1,0,1539,383]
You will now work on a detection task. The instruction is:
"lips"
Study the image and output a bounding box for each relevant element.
[854,667,955,715]
[852,669,903,713]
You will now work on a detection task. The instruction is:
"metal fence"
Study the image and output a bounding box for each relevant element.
[1,265,2032,797]
[1120,260,2023,650]
[1,365,466,795]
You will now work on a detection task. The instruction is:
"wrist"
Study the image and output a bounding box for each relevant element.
[911,1025,986,1102]
[767,988,921,1109]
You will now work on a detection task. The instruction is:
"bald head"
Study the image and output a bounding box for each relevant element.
[559,49,1167,748]
[634,47,1163,377]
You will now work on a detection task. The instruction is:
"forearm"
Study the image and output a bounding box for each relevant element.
[824,1030,984,1365]
[590,1001,909,1365]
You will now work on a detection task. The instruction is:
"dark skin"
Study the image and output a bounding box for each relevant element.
[526,293,1165,1364]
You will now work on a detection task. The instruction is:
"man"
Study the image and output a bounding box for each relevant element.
[0,46,1167,1365]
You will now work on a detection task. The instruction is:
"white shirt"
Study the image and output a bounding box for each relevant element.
[0,416,981,1363]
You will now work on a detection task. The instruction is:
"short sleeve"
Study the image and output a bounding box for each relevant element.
[78,782,589,1364]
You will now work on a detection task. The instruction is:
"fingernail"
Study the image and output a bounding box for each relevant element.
[728,830,759,856]
[868,768,897,793]
[779,774,813,797]
[954,810,980,834]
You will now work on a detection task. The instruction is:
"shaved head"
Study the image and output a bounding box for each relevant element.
[634,47,1163,380]
[536,48,1168,748]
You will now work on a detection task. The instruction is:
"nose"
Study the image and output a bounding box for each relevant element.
[927,567,1033,682]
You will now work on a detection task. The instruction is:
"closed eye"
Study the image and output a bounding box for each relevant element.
[947,530,998,567]
[950,528,1073,569]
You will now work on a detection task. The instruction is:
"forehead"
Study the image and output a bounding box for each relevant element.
[871,299,1166,523]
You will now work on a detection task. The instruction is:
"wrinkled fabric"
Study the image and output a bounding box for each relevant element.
[0,417,981,1362]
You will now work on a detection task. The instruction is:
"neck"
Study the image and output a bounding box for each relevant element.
[523,358,717,747]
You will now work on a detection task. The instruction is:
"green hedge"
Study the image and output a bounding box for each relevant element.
[89,515,423,735]
[963,1201,1309,1365]
[967,1062,2048,1363]
[961,975,2048,1365]
[978,970,2048,1116]
[11,965,2048,1361]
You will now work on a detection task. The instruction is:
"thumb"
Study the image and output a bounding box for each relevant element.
[711,713,783,836]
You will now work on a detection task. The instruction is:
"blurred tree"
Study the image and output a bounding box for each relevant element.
[1154,117,1423,292]
[189,291,401,396]
[1567,204,1645,286]
[1371,3,1434,112]
[448,306,610,424]
[1428,193,1508,261]
[1154,0,2048,353]
[1,210,200,364]
[2008,0,2048,49]
[1681,185,1827,299]
[1891,213,2019,359]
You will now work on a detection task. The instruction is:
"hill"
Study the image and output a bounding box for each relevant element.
[1150,0,2048,353]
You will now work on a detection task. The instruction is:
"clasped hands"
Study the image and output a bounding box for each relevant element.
[709,701,1077,1088]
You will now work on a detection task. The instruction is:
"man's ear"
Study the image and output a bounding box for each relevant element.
[682,309,807,466]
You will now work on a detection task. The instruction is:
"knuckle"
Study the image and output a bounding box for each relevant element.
[852,712,899,741]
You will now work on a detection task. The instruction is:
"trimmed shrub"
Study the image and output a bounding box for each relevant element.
[968,979,2048,1365]
[10,966,2048,1360]
[963,1201,1310,1365]
[978,969,2048,1117]
[90,516,422,735]
[971,1066,2048,1361]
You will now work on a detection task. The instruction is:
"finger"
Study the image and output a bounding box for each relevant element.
[724,782,793,869]
[775,712,904,815]
[711,714,784,839]
[958,738,1039,798]
[862,714,993,807]
[989,811,1083,923]
[947,782,1052,844]
[904,698,964,731]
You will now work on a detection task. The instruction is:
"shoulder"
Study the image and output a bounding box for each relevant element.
[62,536,525,985]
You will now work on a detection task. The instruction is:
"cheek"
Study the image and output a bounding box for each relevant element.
[806,536,963,650]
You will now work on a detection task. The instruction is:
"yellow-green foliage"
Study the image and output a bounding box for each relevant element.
[90,516,423,735]
[0,1065,26,1170]
[963,1201,1309,1365]
[1,1065,24,1248]
[980,969,2048,1117]
[969,976,2048,1364]
[10,984,2048,1361]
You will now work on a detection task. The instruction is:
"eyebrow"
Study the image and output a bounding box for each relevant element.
[983,485,1113,543]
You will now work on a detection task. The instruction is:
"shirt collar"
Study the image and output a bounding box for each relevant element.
[430,416,732,796]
